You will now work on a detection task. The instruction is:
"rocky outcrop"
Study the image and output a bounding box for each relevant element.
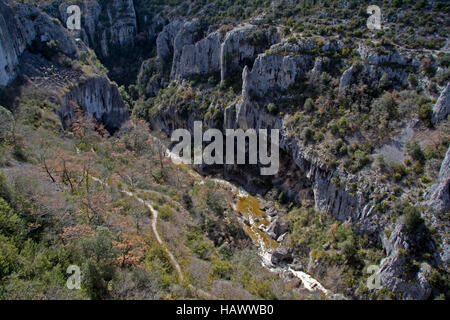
[145,21,279,85]
[221,42,440,299]
[0,0,77,85]
[242,53,314,97]
[170,19,203,79]
[432,83,450,125]
[58,77,129,131]
[339,44,420,93]
[225,41,380,234]
[220,25,279,82]
[379,223,433,300]
[266,218,287,240]
[136,20,187,97]
[0,1,128,131]
[423,147,450,269]
[424,147,450,214]
[309,57,323,83]
[176,32,221,79]
[338,65,354,95]
[156,20,184,68]
[0,0,28,85]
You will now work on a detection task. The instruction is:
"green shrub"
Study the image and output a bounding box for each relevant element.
[0,106,13,143]
[314,131,324,142]
[0,198,23,241]
[304,98,315,112]
[0,235,20,278]
[393,164,407,182]
[408,73,418,87]
[406,141,425,164]
[422,57,436,78]
[423,145,439,160]
[417,103,433,128]
[42,40,60,59]
[379,73,392,89]
[80,227,118,299]
[266,103,278,115]
[332,139,348,157]
[301,127,314,142]
[210,259,233,279]
[403,206,423,233]
[247,29,268,47]
[436,52,450,68]
[158,205,173,221]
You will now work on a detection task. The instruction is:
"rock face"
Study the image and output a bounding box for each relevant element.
[379,223,433,300]
[226,41,379,235]
[423,147,450,268]
[0,0,27,85]
[176,32,221,79]
[432,83,450,125]
[242,53,313,97]
[156,20,184,68]
[58,77,129,131]
[41,0,137,58]
[339,44,419,94]
[0,1,127,132]
[0,0,77,85]
[169,19,203,79]
[145,21,279,85]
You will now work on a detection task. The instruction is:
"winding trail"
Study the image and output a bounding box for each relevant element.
[92,146,330,298]
[90,176,215,299]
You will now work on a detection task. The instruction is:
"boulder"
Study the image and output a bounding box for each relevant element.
[266,219,288,240]
[271,247,293,265]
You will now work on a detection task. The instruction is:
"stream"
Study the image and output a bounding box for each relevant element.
[167,150,331,296]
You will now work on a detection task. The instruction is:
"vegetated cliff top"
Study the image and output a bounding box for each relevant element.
[139,0,448,49]
[22,0,449,85]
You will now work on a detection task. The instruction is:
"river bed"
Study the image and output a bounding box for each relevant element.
[166,149,331,296]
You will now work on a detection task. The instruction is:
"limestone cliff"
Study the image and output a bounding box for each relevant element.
[58,76,129,132]
[0,0,77,85]
[41,0,138,58]
[138,20,280,96]
[0,0,128,132]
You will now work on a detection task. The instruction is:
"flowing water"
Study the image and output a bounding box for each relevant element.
[166,149,330,295]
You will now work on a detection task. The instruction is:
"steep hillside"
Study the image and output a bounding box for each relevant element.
[0,0,449,300]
